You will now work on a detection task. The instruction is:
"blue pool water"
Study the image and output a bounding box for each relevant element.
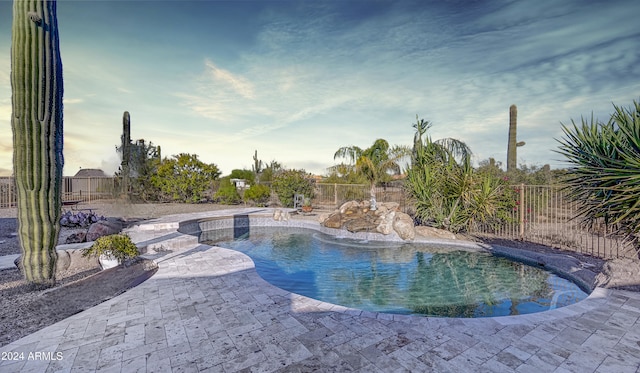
[201,227,589,317]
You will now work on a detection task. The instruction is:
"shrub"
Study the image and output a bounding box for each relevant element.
[244,184,271,206]
[556,100,640,245]
[214,177,241,204]
[271,169,314,207]
[60,210,106,228]
[82,234,139,264]
[229,169,256,185]
[150,153,221,203]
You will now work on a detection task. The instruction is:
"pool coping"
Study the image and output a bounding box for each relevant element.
[4,207,639,372]
[128,207,605,323]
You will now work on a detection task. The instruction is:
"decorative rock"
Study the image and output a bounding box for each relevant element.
[415,226,457,240]
[317,212,331,223]
[319,200,418,240]
[15,249,100,276]
[376,210,396,235]
[393,212,415,240]
[342,205,363,218]
[86,219,122,242]
[65,231,87,244]
[344,216,378,233]
[322,212,343,229]
[595,258,640,289]
[380,202,400,211]
[339,201,360,214]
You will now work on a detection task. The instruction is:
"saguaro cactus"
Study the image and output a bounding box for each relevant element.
[11,0,64,286]
[507,104,525,173]
[121,111,131,198]
[252,149,263,182]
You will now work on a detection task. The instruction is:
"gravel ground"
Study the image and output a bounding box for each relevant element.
[0,201,227,347]
[0,201,236,256]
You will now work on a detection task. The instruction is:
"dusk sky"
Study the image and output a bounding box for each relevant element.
[1,0,639,176]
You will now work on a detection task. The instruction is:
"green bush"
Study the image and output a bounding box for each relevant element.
[556,100,640,244]
[214,177,241,204]
[244,184,271,206]
[82,234,139,264]
[150,153,221,203]
[229,169,255,185]
[271,169,314,207]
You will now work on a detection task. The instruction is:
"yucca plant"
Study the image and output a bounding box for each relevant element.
[556,101,640,249]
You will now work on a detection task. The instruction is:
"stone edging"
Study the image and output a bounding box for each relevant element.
[121,208,606,323]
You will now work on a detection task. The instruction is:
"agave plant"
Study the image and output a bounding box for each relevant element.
[556,101,640,247]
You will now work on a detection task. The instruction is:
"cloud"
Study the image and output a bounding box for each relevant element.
[64,98,83,105]
[176,1,635,173]
[204,60,255,99]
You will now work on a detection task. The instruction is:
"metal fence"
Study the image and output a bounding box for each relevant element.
[313,183,407,211]
[469,184,637,260]
[0,177,635,259]
[313,183,636,259]
[0,176,116,208]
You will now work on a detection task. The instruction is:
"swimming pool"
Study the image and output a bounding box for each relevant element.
[201,226,588,318]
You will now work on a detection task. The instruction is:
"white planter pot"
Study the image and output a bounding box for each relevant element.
[98,254,119,270]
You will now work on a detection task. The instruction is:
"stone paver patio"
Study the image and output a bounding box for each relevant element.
[1,208,639,372]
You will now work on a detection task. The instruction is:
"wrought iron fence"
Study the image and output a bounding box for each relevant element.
[1,177,634,259]
[314,183,635,259]
[313,183,407,211]
[0,176,116,208]
[469,184,637,259]
[0,177,16,209]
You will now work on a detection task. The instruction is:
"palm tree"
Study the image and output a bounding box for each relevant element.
[407,116,509,232]
[407,116,475,230]
[334,139,409,210]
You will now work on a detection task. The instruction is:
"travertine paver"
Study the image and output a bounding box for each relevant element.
[1,209,640,372]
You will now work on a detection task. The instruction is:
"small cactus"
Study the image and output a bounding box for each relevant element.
[507,104,525,172]
[11,0,64,287]
[252,150,263,182]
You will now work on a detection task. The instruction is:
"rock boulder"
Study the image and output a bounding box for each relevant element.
[392,212,415,240]
[86,218,122,242]
[14,249,100,276]
[319,200,416,240]
[415,226,457,240]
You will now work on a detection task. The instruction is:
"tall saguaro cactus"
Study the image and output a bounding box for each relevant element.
[507,104,525,173]
[121,111,131,199]
[11,0,64,287]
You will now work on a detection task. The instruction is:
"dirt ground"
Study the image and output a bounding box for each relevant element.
[0,202,639,348]
[0,202,227,348]
[0,258,157,347]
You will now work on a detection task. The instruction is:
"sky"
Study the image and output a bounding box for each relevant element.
[0,0,639,177]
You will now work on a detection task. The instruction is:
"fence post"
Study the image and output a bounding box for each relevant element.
[519,183,525,240]
[334,183,338,206]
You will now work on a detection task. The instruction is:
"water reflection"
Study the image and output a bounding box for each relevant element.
[202,227,588,317]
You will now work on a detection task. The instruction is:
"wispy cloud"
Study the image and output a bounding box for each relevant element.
[0,0,638,176]
[205,60,255,99]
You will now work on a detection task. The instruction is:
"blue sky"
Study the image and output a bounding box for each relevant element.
[1,0,638,177]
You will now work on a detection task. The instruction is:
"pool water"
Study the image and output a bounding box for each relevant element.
[201,227,589,318]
